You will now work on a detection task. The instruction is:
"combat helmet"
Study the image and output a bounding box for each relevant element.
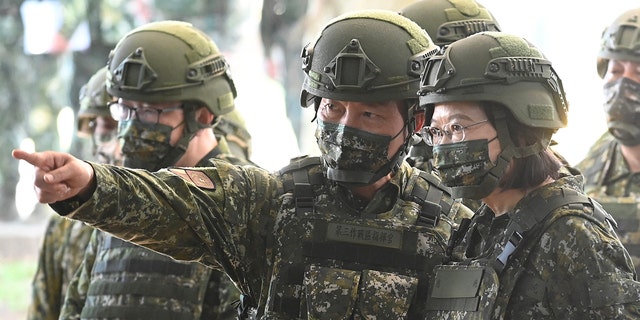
[400,0,501,46]
[419,32,568,198]
[77,66,111,138]
[299,10,439,185]
[597,8,640,78]
[300,9,439,108]
[107,20,236,116]
[419,32,568,136]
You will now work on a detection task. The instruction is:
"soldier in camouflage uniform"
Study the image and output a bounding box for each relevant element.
[27,67,117,320]
[400,0,501,213]
[418,31,640,318]
[57,21,250,319]
[151,0,255,161]
[57,0,253,160]
[15,10,475,319]
[400,0,501,174]
[576,8,640,276]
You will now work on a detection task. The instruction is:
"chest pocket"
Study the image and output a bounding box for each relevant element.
[304,265,419,320]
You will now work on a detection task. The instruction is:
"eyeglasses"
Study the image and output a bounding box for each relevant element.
[422,119,489,146]
[109,102,182,124]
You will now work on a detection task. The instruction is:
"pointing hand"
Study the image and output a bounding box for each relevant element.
[12,149,95,204]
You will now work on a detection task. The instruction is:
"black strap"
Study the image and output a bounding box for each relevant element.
[234,294,257,320]
[491,188,616,319]
[409,172,452,227]
[494,189,592,272]
[293,169,314,215]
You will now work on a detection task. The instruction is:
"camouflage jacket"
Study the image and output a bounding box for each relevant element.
[442,171,640,319]
[27,215,93,320]
[58,141,245,320]
[52,158,473,318]
[576,132,640,275]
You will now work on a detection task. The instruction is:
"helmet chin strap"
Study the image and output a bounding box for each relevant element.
[155,105,207,169]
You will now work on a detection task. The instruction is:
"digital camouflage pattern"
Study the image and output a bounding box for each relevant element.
[408,142,483,211]
[60,230,236,319]
[59,136,244,320]
[214,110,252,162]
[316,119,394,176]
[52,159,473,319]
[602,77,640,146]
[432,139,494,189]
[430,171,640,319]
[27,216,93,320]
[576,131,640,275]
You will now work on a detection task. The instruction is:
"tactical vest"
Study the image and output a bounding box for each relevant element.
[80,234,212,320]
[81,234,211,320]
[424,188,618,319]
[262,156,459,319]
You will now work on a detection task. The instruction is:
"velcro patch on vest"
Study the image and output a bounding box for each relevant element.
[326,222,402,249]
[431,267,483,299]
[168,168,216,190]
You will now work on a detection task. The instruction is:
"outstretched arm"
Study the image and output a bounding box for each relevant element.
[12,149,96,204]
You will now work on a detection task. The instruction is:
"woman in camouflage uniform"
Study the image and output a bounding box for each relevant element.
[419,31,640,319]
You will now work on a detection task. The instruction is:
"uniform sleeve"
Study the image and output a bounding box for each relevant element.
[58,160,281,272]
[534,214,640,318]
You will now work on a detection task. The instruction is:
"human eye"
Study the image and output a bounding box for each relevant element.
[321,102,340,115]
[363,111,377,118]
[607,62,623,76]
[449,123,464,134]
[428,127,442,137]
[319,101,345,120]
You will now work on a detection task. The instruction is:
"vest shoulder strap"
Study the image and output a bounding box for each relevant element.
[492,187,616,319]
[279,156,324,215]
[404,170,453,227]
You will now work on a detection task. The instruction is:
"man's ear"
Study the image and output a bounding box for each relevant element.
[195,107,215,125]
[413,111,425,133]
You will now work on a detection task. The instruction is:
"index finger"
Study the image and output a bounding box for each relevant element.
[12,149,48,169]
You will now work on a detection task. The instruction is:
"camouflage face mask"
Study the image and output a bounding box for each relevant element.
[433,138,497,199]
[315,119,402,185]
[118,120,180,171]
[604,77,640,146]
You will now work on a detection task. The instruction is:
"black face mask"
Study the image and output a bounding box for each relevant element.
[118,120,183,171]
[604,77,640,146]
[315,119,405,186]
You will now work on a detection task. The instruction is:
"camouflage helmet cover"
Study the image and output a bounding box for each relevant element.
[107,20,236,115]
[78,66,111,136]
[419,31,568,130]
[300,9,439,107]
[400,0,501,46]
[597,8,640,78]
